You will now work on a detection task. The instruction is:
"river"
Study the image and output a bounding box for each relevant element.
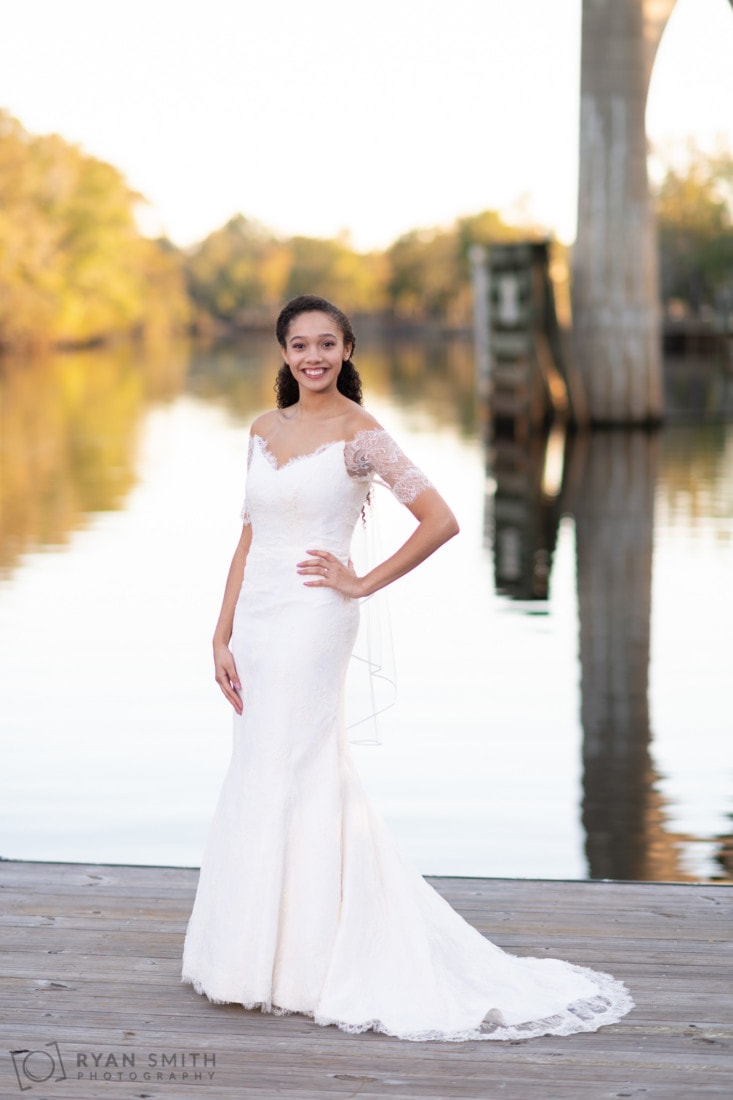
[0,337,731,881]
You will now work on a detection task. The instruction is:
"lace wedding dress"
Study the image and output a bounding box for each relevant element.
[181,427,633,1041]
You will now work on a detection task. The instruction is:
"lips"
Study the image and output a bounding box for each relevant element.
[303,368,327,378]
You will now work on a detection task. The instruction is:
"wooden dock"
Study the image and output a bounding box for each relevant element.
[1,860,731,1099]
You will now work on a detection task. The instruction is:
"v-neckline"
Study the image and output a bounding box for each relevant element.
[253,433,346,473]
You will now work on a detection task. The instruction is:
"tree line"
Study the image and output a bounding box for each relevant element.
[0,110,730,353]
[185,208,540,334]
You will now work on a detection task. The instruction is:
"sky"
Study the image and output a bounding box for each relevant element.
[0,0,732,251]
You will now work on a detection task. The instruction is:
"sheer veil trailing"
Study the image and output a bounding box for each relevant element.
[345,486,397,745]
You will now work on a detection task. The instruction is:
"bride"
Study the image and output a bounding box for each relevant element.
[181,294,633,1041]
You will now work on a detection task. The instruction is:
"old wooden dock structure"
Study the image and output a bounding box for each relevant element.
[1,860,731,1099]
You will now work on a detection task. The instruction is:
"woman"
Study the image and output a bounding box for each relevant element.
[181,295,633,1041]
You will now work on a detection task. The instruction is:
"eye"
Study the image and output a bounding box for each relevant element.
[323,340,335,348]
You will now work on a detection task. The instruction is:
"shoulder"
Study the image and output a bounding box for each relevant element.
[249,409,280,438]
[343,406,385,440]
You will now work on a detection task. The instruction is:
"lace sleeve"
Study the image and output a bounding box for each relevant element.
[239,434,255,526]
[344,428,434,505]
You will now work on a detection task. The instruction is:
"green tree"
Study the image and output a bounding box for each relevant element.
[655,147,733,315]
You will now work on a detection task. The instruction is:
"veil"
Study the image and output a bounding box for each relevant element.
[344,485,397,745]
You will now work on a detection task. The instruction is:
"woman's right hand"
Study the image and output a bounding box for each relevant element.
[214,641,243,714]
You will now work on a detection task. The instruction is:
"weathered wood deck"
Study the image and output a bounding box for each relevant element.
[1,860,731,1099]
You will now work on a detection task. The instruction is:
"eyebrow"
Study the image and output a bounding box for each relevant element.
[288,331,338,341]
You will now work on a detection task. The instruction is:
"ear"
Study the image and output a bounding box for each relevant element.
[342,343,353,362]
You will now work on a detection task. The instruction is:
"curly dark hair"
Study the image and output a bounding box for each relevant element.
[274,295,363,408]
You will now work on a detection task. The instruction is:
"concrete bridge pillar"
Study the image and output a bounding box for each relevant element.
[572,0,677,424]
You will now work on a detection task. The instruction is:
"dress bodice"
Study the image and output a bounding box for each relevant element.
[240,428,433,560]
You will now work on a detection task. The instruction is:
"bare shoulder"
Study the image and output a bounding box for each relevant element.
[343,406,385,439]
[250,409,280,438]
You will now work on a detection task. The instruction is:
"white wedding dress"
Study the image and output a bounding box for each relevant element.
[181,427,633,1041]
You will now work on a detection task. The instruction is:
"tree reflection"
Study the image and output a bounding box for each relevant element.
[380,338,478,436]
[0,342,188,575]
[1,335,478,580]
[186,335,281,419]
[185,335,480,437]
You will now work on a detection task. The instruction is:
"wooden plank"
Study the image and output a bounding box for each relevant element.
[1,860,731,1100]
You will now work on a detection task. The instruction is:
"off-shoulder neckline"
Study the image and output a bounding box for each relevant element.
[251,426,386,473]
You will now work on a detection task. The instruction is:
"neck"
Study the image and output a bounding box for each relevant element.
[294,386,345,419]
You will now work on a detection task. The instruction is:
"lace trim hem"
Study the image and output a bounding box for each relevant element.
[181,963,633,1044]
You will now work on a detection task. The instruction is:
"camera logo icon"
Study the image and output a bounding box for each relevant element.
[10,1041,67,1091]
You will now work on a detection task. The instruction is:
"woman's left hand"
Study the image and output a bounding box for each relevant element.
[297,550,364,598]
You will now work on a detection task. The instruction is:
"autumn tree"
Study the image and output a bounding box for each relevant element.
[283,233,384,313]
[387,210,529,324]
[184,220,386,327]
[184,214,290,325]
[0,110,188,351]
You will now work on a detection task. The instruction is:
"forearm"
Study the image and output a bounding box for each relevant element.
[359,504,458,597]
[213,526,252,645]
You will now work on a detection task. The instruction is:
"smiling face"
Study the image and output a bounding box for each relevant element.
[281,310,353,395]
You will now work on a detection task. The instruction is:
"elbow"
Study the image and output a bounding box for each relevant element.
[441,509,460,543]
[416,497,460,545]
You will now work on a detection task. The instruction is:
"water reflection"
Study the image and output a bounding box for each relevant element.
[573,431,662,881]
[0,338,730,882]
[489,429,567,601]
[659,421,733,531]
[185,334,480,438]
[663,355,733,422]
[486,418,732,883]
[0,342,188,575]
[378,339,478,437]
[186,335,278,418]
[487,427,666,876]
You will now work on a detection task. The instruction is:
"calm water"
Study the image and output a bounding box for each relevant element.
[1,339,731,882]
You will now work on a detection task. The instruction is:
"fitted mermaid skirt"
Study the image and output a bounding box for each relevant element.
[180,431,633,1041]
